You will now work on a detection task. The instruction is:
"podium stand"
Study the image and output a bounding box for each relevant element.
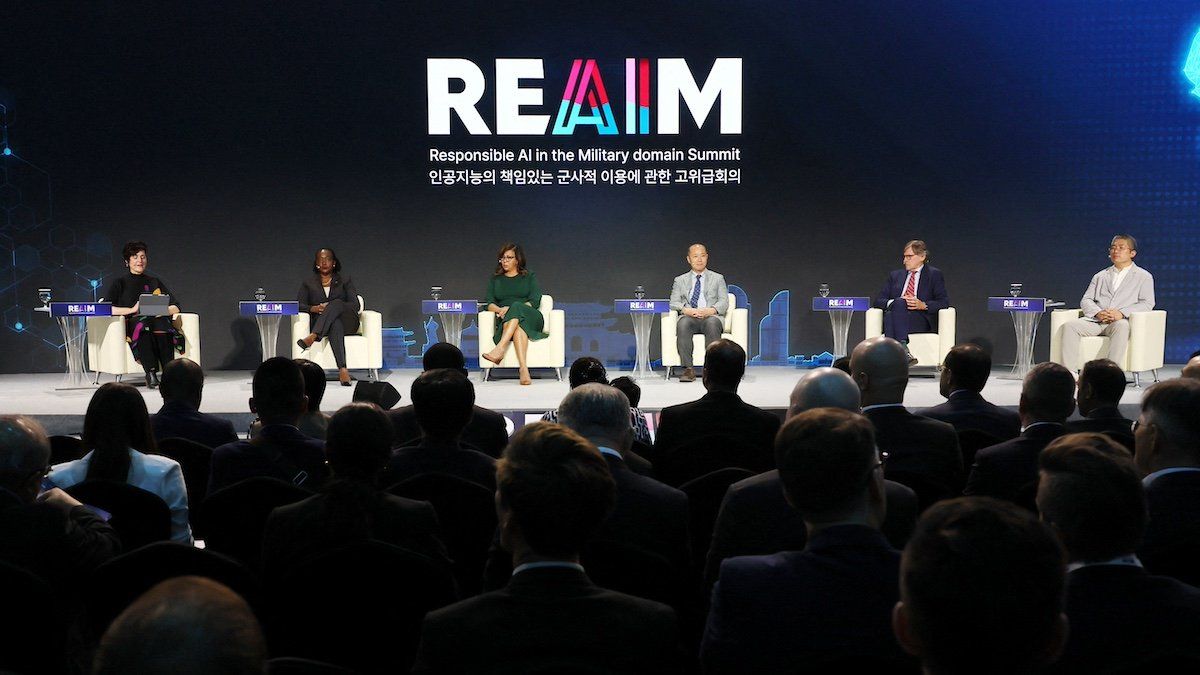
[240,301,299,362]
[421,300,477,349]
[41,302,111,390]
[812,297,870,357]
[987,297,1061,380]
[614,299,670,379]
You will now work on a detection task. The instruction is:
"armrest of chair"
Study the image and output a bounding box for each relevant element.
[1049,308,1084,365]
[729,307,749,349]
[360,310,383,368]
[865,308,883,339]
[477,311,496,352]
[937,307,956,364]
[661,311,679,358]
[548,309,566,367]
[87,316,127,374]
[177,313,201,365]
[291,313,311,359]
[1128,310,1167,372]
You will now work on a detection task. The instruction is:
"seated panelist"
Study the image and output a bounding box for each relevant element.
[296,247,359,387]
[669,243,728,383]
[481,243,547,386]
[872,239,949,365]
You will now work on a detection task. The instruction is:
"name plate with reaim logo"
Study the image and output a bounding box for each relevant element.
[812,297,870,311]
[421,300,478,314]
[614,299,671,313]
[50,302,112,317]
[987,297,1046,313]
[239,301,300,316]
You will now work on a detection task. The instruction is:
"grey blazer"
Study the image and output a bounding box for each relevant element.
[1080,263,1155,318]
[670,269,729,314]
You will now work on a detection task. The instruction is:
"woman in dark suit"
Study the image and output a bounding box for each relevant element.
[296,248,359,386]
[106,241,183,389]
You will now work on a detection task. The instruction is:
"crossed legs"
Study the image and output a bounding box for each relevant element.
[483,318,532,384]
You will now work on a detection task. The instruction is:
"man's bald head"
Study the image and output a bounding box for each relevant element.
[0,415,51,502]
[1182,355,1200,380]
[788,368,862,418]
[851,337,910,406]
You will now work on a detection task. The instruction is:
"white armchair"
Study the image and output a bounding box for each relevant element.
[291,295,382,380]
[478,295,566,380]
[660,292,749,378]
[1050,308,1166,386]
[88,313,202,382]
[865,307,956,369]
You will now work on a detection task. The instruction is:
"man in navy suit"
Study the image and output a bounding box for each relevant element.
[873,239,949,365]
[919,343,1021,441]
[1038,433,1200,672]
[150,358,237,449]
[702,408,913,672]
[1134,378,1200,587]
[1065,359,1132,442]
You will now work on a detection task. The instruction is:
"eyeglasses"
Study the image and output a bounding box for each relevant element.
[499,255,517,261]
[1108,246,1131,252]
[1132,418,1150,433]
[902,254,920,259]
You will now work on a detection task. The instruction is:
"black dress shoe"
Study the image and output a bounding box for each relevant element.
[297,338,310,351]
[152,371,161,388]
[145,373,157,389]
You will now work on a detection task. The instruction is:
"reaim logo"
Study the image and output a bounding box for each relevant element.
[428,58,742,135]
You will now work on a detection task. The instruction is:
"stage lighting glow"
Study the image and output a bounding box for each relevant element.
[1186,28,1200,98]
[90,279,99,288]
[2,148,10,155]
[14,322,22,331]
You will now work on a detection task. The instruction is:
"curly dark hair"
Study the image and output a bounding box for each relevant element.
[493,243,528,276]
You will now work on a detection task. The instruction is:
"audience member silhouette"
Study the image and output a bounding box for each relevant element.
[1037,433,1200,672]
[49,383,192,543]
[209,357,329,494]
[0,414,120,593]
[1181,355,1200,380]
[852,336,961,505]
[261,402,448,580]
[918,343,1020,441]
[249,358,330,440]
[965,362,1075,509]
[413,422,683,673]
[702,407,913,672]
[380,369,497,490]
[893,497,1068,675]
[1134,377,1200,586]
[150,358,237,449]
[93,576,266,675]
[706,367,918,585]
[1066,359,1132,437]
[543,357,653,447]
[387,343,509,457]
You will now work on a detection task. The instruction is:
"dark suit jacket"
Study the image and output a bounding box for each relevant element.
[386,404,509,459]
[379,441,497,491]
[151,400,238,449]
[261,486,448,580]
[701,525,909,673]
[964,423,1067,509]
[208,424,329,495]
[413,566,683,674]
[654,390,781,475]
[864,406,962,505]
[1140,470,1200,587]
[297,273,359,313]
[872,265,949,329]
[1065,406,1132,436]
[918,390,1021,441]
[1056,564,1200,673]
[704,470,918,586]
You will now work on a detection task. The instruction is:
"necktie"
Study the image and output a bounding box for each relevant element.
[903,271,916,297]
[690,274,702,308]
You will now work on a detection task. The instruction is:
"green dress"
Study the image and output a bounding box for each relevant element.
[485,271,548,342]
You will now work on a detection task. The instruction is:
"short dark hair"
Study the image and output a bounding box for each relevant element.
[325,403,393,481]
[943,344,991,392]
[901,497,1065,675]
[831,356,851,374]
[609,376,641,408]
[121,241,147,262]
[703,339,746,389]
[312,247,341,274]
[1021,362,1076,422]
[94,576,266,675]
[252,357,306,423]
[905,239,929,261]
[159,358,204,405]
[1079,359,1127,407]
[293,358,327,411]
[0,415,50,495]
[568,357,608,389]
[497,422,615,559]
[1038,433,1143,562]
[422,342,468,375]
[775,408,877,519]
[1111,234,1137,252]
[1141,378,1200,456]
[411,369,475,440]
[83,383,156,482]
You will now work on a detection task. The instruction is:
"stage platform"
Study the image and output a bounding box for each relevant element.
[3,365,1170,437]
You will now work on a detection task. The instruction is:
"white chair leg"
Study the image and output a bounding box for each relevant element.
[1152,369,1160,383]
[1133,372,1142,388]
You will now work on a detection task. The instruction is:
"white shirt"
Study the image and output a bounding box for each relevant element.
[1111,264,1132,293]
[691,272,708,309]
[888,265,923,307]
[323,285,331,298]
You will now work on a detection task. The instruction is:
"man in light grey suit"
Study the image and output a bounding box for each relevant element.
[670,243,728,382]
[1061,234,1155,373]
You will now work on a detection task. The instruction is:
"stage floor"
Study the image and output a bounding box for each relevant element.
[2,365,1169,436]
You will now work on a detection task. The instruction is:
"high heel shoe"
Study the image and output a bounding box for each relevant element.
[519,367,532,385]
[338,368,352,387]
[145,372,158,389]
[481,350,502,365]
[296,334,317,351]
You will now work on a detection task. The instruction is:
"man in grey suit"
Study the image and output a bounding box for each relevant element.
[1061,234,1155,373]
[670,243,728,382]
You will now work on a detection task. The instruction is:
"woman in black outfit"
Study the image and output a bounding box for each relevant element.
[296,247,360,386]
[106,241,183,388]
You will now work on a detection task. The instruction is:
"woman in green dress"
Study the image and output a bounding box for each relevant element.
[481,243,547,385]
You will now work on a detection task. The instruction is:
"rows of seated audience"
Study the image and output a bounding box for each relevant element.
[4,340,1200,673]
